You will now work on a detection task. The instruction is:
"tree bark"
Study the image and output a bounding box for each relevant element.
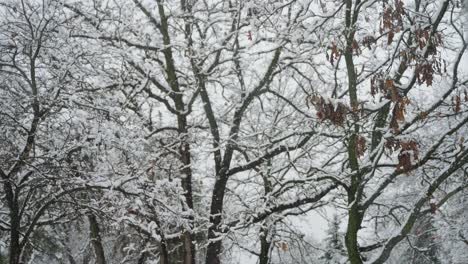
[205,174,228,264]
[155,1,196,262]
[3,179,21,264]
[87,214,106,264]
[259,166,273,264]
[259,227,271,264]
[343,1,363,263]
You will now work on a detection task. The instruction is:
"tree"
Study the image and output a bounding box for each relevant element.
[402,215,441,264]
[0,0,87,262]
[62,0,338,263]
[1,0,467,263]
[304,1,468,263]
[0,1,125,263]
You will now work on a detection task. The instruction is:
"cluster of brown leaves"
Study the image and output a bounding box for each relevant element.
[326,42,340,65]
[412,27,444,86]
[309,95,349,125]
[415,28,442,55]
[370,75,411,132]
[370,74,400,101]
[326,40,361,64]
[415,63,435,86]
[390,96,411,132]
[356,135,367,157]
[415,58,446,87]
[380,0,405,44]
[399,50,416,64]
[275,241,288,252]
[362,35,377,50]
[370,72,385,97]
[385,138,419,173]
[452,90,468,113]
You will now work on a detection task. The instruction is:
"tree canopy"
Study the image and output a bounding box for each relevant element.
[1,0,467,264]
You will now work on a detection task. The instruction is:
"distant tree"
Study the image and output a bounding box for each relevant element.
[402,215,441,264]
[319,214,346,264]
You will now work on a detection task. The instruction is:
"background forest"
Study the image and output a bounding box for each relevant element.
[1,0,468,263]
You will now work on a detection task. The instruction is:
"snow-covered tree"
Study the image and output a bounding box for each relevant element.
[320,214,346,264]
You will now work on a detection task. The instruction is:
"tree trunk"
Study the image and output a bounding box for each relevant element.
[205,175,228,264]
[154,1,196,262]
[259,167,273,264]
[179,136,196,264]
[8,227,21,264]
[345,201,363,264]
[259,227,271,264]
[343,1,363,263]
[159,241,169,264]
[87,214,106,264]
[4,181,21,264]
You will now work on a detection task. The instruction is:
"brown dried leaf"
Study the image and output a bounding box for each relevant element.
[353,39,361,55]
[384,79,401,101]
[390,116,400,132]
[370,78,376,97]
[363,35,376,50]
[455,95,461,113]
[394,103,405,122]
[419,111,428,120]
[282,242,288,252]
[310,95,348,126]
[388,30,395,45]
[397,152,412,172]
[397,140,419,172]
[385,137,400,152]
[385,79,394,89]
[356,135,367,157]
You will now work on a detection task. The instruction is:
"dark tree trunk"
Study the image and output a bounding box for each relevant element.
[87,214,106,264]
[4,181,21,264]
[8,225,21,264]
[154,1,196,262]
[259,227,271,264]
[205,175,228,264]
[179,130,196,264]
[259,166,273,264]
[159,241,169,264]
